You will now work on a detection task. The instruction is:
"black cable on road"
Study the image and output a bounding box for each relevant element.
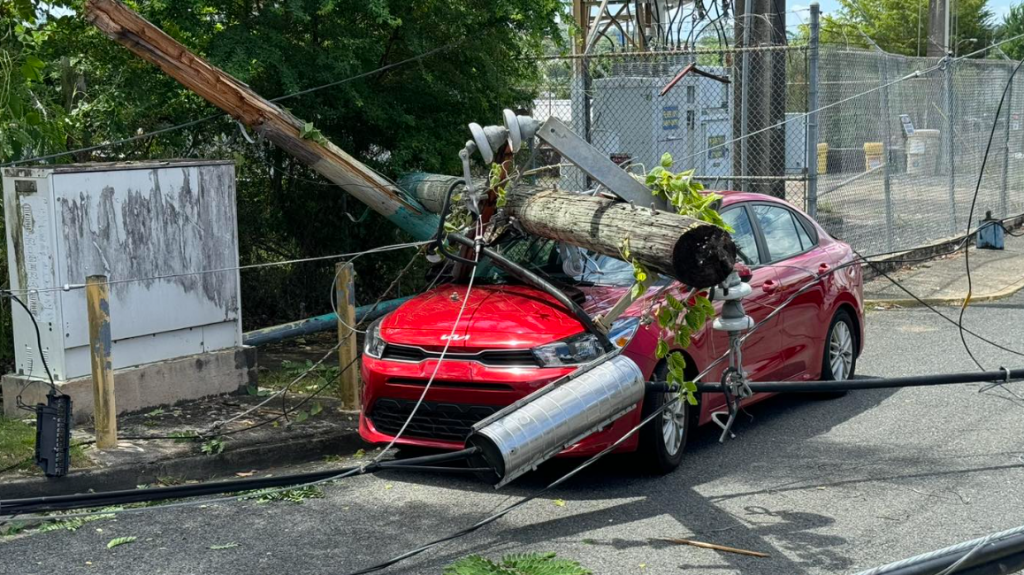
[0,448,477,517]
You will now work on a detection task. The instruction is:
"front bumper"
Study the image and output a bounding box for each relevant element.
[359,355,643,456]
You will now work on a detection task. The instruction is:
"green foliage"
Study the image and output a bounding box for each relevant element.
[201,438,225,456]
[819,0,993,57]
[168,430,201,443]
[106,536,137,549]
[998,4,1024,60]
[620,153,731,406]
[37,512,116,533]
[444,552,591,575]
[244,485,324,504]
[0,0,566,368]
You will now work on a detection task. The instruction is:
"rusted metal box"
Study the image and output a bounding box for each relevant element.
[2,161,242,382]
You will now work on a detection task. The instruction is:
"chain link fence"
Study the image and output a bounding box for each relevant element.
[531,45,810,208]
[529,34,1024,256]
[816,46,1024,254]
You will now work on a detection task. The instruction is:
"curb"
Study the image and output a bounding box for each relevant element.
[865,278,1024,308]
[1,428,366,500]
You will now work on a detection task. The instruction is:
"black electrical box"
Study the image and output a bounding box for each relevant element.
[35,393,73,477]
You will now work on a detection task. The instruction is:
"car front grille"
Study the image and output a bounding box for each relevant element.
[368,398,500,442]
[380,344,539,367]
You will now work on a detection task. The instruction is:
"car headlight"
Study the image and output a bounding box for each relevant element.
[533,332,604,367]
[364,317,387,359]
[607,317,641,349]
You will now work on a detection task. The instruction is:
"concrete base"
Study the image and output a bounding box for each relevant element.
[2,347,257,424]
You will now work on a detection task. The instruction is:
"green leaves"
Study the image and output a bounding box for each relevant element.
[444,551,591,575]
[20,55,44,82]
[201,438,225,456]
[107,536,137,549]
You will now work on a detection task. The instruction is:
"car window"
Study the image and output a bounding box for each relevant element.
[752,204,811,261]
[721,207,761,265]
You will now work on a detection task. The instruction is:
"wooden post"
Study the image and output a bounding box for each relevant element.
[336,263,360,410]
[85,275,117,449]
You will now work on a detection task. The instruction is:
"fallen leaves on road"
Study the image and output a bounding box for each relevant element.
[553,499,566,507]
[107,536,137,549]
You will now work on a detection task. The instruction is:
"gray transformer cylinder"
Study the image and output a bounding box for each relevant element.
[468,354,645,488]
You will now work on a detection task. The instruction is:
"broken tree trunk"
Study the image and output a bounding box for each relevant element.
[84,0,437,240]
[506,190,736,288]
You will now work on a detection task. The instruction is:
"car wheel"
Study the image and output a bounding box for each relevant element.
[638,362,692,474]
[818,309,857,397]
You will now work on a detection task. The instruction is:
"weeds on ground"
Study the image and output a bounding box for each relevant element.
[444,552,591,575]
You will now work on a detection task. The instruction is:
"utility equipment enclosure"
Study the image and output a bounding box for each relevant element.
[2,161,242,383]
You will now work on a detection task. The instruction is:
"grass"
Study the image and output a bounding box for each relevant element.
[0,417,90,475]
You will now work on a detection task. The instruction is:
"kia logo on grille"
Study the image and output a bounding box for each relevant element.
[440,334,470,341]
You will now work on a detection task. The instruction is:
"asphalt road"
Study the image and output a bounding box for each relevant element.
[4,293,1024,575]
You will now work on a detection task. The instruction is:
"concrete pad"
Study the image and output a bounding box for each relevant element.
[2,347,257,424]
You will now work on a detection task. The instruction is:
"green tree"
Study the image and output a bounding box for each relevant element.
[997,3,1024,60]
[0,0,565,363]
[821,0,994,56]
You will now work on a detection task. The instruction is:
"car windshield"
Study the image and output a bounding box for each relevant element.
[474,236,642,287]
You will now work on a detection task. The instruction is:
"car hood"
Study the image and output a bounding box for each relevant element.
[380,283,629,350]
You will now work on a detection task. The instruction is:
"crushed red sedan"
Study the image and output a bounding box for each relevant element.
[359,192,864,473]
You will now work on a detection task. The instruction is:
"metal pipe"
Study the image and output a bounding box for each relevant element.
[685,367,1024,393]
[241,297,412,347]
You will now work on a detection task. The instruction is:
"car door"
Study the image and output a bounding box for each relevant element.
[706,203,782,412]
[748,203,827,381]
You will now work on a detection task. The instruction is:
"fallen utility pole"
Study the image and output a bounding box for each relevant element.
[505,188,735,288]
[84,0,437,240]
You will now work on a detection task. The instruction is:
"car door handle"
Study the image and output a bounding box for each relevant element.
[762,280,778,293]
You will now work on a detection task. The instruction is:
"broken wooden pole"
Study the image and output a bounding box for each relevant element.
[505,189,736,288]
[84,0,437,240]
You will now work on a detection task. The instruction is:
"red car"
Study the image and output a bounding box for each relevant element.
[359,192,864,473]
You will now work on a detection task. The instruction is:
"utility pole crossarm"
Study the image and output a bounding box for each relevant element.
[85,0,437,239]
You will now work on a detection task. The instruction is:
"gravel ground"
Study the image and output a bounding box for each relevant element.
[3,293,1024,575]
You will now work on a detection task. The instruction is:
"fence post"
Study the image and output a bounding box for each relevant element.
[806,3,820,218]
[877,52,896,251]
[336,262,360,410]
[739,0,754,190]
[943,56,957,235]
[85,275,117,449]
[1001,59,1013,218]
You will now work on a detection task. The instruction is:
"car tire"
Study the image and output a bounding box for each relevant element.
[818,309,857,398]
[637,362,692,474]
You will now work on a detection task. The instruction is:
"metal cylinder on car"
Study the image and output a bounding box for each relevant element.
[468,354,645,488]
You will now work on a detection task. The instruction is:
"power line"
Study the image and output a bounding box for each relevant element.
[2,240,430,296]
